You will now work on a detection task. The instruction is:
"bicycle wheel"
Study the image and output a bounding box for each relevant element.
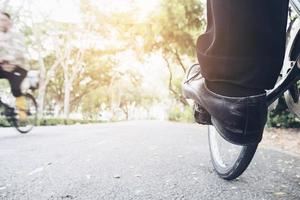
[208,125,258,180]
[13,94,38,134]
[284,81,300,117]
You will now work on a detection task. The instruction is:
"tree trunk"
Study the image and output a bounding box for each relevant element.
[37,78,46,118]
[123,108,129,120]
[37,54,47,119]
[174,50,186,73]
[64,81,71,119]
[163,55,188,106]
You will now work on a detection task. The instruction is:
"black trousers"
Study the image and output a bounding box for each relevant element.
[0,66,27,97]
[197,0,290,90]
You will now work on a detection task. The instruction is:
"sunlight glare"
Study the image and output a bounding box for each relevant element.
[91,0,161,21]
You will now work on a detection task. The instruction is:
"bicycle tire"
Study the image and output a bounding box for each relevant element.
[208,125,258,180]
[13,93,38,134]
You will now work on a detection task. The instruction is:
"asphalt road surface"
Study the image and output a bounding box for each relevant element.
[0,121,299,200]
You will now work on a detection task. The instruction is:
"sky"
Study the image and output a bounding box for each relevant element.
[2,0,160,23]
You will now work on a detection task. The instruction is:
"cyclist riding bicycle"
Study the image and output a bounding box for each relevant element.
[183,0,289,145]
[0,11,28,121]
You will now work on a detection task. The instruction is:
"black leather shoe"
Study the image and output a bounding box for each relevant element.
[182,64,268,145]
[183,64,212,125]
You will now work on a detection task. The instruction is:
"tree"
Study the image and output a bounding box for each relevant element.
[138,0,205,105]
[24,21,63,118]
[2,0,207,121]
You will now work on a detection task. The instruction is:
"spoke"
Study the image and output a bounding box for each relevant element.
[209,126,243,170]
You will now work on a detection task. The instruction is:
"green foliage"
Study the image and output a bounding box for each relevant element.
[38,118,102,126]
[0,117,102,127]
[3,0,207,121]
[0,117,12,127]
[138,0,205,106]
[267,97,300,128]
[144,0,205,56]
[168,105,194,122]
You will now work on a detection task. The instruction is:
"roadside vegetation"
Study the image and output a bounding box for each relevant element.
[0,0,299,128]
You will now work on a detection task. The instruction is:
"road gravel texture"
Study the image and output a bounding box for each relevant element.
[0,121,299,200]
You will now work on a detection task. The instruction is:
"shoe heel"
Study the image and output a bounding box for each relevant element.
[194,104,212,125]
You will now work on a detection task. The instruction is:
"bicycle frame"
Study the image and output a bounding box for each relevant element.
[291,0,300,17]
[267,1,300,107]
[267,62,300,106]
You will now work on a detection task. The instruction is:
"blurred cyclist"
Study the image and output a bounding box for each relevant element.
[0,11,28,120]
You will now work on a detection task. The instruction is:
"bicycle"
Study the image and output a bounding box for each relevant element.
[185,0,300,180]
[0,70,39,134]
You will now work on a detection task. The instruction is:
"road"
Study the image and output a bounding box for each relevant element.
[0,121,299,200]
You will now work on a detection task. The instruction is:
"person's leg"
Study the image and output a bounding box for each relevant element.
[0,66,7,79]
[197,0,289,96]
[5,66,28,120]
[5,66,27,97]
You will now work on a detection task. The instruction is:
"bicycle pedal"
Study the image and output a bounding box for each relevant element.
[194,104,212,125]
